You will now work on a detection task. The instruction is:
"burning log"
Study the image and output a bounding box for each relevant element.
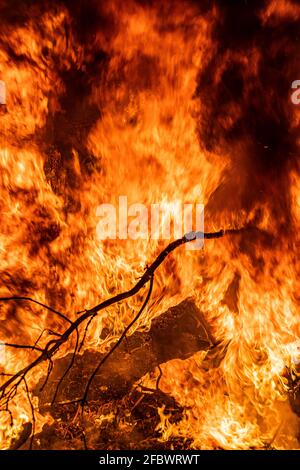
[36,299,215,414]
[0,228,239,450]
[29,299,215,449]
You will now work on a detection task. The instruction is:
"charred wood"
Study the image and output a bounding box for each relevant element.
[36,299,215,415]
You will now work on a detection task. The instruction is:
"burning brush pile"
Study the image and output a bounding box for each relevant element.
[0,0,300,451]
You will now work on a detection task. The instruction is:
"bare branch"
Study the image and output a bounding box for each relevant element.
[81,272,154,407]
[52,328,79,405]
[1,343,44,353]
[0,228,244,428]
[23,377,35,450]
[0,296,72,324]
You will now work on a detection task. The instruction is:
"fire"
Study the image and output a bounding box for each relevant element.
[0,0,299,450]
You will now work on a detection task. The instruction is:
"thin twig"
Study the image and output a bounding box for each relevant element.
[1,343,44,353]
[0,296,72,324]
[39,358,54,393]
[78,314,96,352]
[80,272,154,408]
[0,228,243,417]
[23,377,35,450]
[34,329,62,349]
[51,328,79,405]
[156,365,163,391]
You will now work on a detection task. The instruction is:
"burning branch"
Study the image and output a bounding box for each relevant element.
[0,228,243,445]
[36,298,215,412]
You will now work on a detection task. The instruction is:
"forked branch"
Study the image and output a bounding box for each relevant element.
[0,228,243,441]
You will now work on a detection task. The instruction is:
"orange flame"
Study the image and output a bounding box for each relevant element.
[0,0,299,449]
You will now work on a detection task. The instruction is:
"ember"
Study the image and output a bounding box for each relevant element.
[0,0,299,453]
